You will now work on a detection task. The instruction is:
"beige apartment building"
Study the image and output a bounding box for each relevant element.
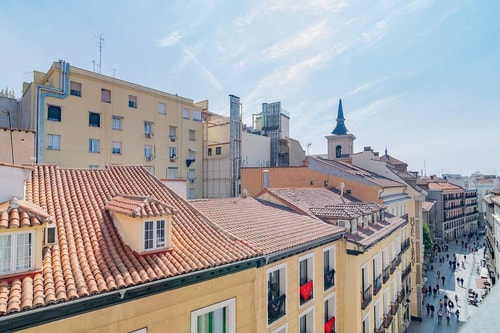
[19,60,204,198]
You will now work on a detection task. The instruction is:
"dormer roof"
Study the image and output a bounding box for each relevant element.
[0,197,54,228]
[106,194,177,218]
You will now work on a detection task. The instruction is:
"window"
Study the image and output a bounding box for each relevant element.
[188,169,196,183]
[299,307,314,333]
[112,116,123,130]
[193,110,202,122]
[70,81,82,96]
[47,134,61,150]
[101,88,111,103]
[89,139,100,153]
[299,253,314,305]
[144,122,153,137]
[144,145,152,160]
[89,112,100,127]
[158,102,166,115]
[189,129,196,141]
[324,294,336,333]
[208,148,212,156]
[112,141,122,154]
[191,298,236,333]
[47,105,61,121]
[144,219,166,251]
[167,167,177,179]
[362,314,370,333]
[189,150,196,161]
[216,147,222,155]
[323,246,336,290]
[188,188,195,200]
[0,232,33,274]
[374,300,381,331]
[129,95,137,108]
[183,108,190,119]
[130,328,147,333]
[144,166,154,174]
[267,263,287,324]
[89,164,99,169]
[169,126,177,140]
[169,147,177,159]
[270,324,287,333]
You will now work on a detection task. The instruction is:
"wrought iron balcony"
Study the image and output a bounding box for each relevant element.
[268,294,286,324]
[383,266,390,283]
[401,238,410,253]
[383,313,393,328]
[396,253,402,266]
[390,259,396,274]
[391,301,399,315]
[374,324,385,333]
[373,274,382,295]
[324,268,336,290]
[361,284,372,309]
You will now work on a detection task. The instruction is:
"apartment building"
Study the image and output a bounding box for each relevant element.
[484,186,500,283]
[19,60,204,198]
[256,187,412,333]
[192,195,344,333]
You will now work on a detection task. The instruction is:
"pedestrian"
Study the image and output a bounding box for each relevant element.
[426,303,431,315]
[446,311,451,323]
[465,255,467,262]
[442,275,446,286]
[422,286,427,296]
[437,270,441,279]
[456,239,458,245]
[431,304,435,316]
[455,309,460,320]
[436,283,440,292]
[433,287,437,296]
[457,277,460,285]
[460,277,464,287]
[455,294,458,302]
[439,299,443,309]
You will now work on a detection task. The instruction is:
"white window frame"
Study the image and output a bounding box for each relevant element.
[167,167,178,179]
[158,102,166,115]
[169,147,177,159]
[374,299,381,330]
[129,328,147,333]
[144,145,152,158]
[112,141,122,154]
[298,253,314,306]
[298,306,314,333]
[47,134,61,150]
[267,262,288,327]
[193,110,202,122]
[324,293,336,330]
[89,138,100,153]
[144,121,153,135]
[89,164,99,169]
[189,129,196,141]
[270,323,288,333]
[143,219,166,251]
[112,116,123,130]
[362,313,370,333]
[190,298,236,333]
[183,108,190,119]
[0,231,34,274]
[323,245,336,290]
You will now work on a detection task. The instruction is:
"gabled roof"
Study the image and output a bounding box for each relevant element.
[105,194,177,218]
[0,165,259,316]
[0,198,54,228]
[191,197,344,256]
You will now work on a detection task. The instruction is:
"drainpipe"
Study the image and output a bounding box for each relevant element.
[35,60,70,163]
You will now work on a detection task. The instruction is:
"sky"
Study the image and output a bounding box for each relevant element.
[1,0,499,176]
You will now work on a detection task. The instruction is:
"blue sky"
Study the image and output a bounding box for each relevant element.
[1,0,499,176]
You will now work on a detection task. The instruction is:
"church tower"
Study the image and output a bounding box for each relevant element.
[326,99,356,160]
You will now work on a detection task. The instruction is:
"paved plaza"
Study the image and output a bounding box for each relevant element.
[408,235,492,333]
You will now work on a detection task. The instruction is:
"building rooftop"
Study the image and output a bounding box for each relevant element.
[0,165,260,316]
[191,196,344,255]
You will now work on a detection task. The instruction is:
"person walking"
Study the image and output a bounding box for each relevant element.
[455,309,460,320]
[436,283,440,293]
[442,275,446,286]
[426,303,431,315]
[437,270,441,279]
[460,277,464,287]
[431,304,435,316]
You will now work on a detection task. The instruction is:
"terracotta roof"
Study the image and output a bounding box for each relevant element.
[427,182,462,191]
[491,196,500,206]
[191,197,344,255]
[422,201,435,211]
[105,195,177,218]
[345,214,407,248]
[0,198,54,229]
[311,202,384,219]
[0,165,259,316]
[379,154,408,167]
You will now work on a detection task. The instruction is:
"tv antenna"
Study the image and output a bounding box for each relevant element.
[306,142,311,155]
[95,34,104,74]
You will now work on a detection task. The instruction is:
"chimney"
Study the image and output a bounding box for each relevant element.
[0,164,32,202]
[263,170,270,188]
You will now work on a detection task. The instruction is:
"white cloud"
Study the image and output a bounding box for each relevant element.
[361,20,388,46]
[156,31,183,47]
[346,74,393,96]
[349,94,405,126]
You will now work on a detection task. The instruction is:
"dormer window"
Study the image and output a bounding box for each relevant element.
[144,220,166,251]
[0,231,33,274]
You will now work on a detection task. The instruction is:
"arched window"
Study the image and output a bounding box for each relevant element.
[335,145,342,158]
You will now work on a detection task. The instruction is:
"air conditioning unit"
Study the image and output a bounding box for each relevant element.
[170,136,176,142]
[145,132,153,138]
[146,156,152,161]
[45,224,57,245]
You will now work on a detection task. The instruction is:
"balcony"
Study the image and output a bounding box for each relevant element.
[324,268,336,290]
[401,238,410,253]
[299,280,313,305]
[268,294,286,324]
[361,284,372,310]
[383,266,390,283]
[391,301,399,315]
[390,259,396,274]
[396,253,402,267]
[399,288,406,303]
[374,325,385,333]
[373,274,382,295]
[383,313,393,328]
[325,317,335,333]
[402,263,411,281]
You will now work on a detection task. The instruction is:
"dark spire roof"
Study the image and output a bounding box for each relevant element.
[331,99,349,135]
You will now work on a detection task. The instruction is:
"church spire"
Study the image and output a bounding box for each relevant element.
[331,98,349,135]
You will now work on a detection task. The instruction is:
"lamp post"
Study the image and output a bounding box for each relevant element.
[1,110,14,164]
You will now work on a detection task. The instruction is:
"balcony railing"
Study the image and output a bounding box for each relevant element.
[373,274,382,295]
[383,266,390,283]
[390,259,396,274]
[402,263,411,281]
[361,284,372,309]
[391,301,399,315]
[396,253,402,267]
[299,280,313,305]
[268,294,286,324]
[383,313,393,328]
[324,268,336,290]
[397,291,402,304]
[374,324,385,333]
[399,287,406,303]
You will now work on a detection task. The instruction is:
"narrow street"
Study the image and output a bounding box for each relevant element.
[408,235,492,333]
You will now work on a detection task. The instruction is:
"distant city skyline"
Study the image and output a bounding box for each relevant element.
[1,0,498,176]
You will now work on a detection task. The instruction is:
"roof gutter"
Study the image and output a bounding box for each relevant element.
[0,255,264,332]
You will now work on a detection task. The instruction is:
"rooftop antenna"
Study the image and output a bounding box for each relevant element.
[95,33,104,74]
[306,142,311,155]
[111,68,117,78]
[340,182,345,198]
